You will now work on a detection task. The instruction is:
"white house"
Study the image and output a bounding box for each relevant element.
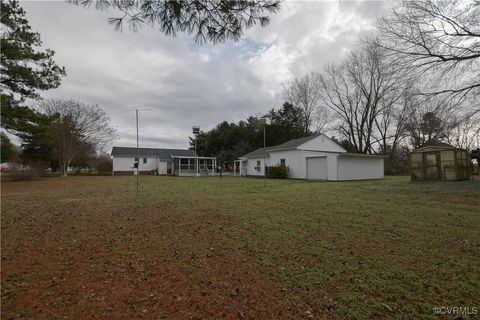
[235,135,384,181]
[111,147,216,176]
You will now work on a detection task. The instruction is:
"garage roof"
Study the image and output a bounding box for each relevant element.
[241,135,321,159]
[111,147,195,159]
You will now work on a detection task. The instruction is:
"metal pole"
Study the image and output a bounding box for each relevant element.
[195,135,197,179]
[264,124,266,187]
[136,109,139,197]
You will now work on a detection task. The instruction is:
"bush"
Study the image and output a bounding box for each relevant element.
[1,162,41,181]
[89,155,112,174]
[266,165,288,179]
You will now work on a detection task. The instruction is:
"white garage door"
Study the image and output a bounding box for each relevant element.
[307,157,328,180]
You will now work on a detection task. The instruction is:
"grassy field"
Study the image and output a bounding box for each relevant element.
[1,176,479,319]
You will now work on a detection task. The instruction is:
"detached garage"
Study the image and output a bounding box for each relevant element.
[336,154,384,180]
[306,153,384,181]
[237,134,385,181]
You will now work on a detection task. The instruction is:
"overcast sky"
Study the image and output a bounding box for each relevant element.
[22,0,388,150]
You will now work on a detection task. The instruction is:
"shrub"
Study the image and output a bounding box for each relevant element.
[266,164,288,179]
[1,162,41,181]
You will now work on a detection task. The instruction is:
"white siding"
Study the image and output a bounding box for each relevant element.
[113,156,158,172]
[245,157,268,176]
[299,135,346,153]
[267,150,338,179]
[327,155,338,180]
[306,157,328,180]
[337,157,384,180]
[269,149,302,178]
[113,157,135,172]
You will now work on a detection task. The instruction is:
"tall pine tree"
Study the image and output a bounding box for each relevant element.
[1,0,65,134]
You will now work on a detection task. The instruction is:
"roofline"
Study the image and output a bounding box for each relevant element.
[239,134,347,159]
[239,154,271,159]
[339,153,387,158]
[302,149,343,155]
[409,146,466,153]
[112,154,178,159]
[305,152,386,158]
[173,156,216,159]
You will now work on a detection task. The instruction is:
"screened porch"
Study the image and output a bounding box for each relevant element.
[172,156,217,176]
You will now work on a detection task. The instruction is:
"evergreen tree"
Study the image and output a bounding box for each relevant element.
[188,102,313,167]
[17,113,55,165]
[1,132,17,163]
[267,102,309,145]
[71,0,280,44]
[1,0,65,134]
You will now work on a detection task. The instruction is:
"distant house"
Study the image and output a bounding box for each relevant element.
[111,147,216,176]
[235,134,384,181]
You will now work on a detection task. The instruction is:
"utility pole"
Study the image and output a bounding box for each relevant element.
[192,126,200,179]
[136,109,139,197]
[123,108,151,197]
[258,117,269,187]
[264,123,266,187]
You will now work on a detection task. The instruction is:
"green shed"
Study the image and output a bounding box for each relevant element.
[409,141,470,181]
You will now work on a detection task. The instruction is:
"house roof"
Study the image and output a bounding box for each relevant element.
[240,135,322,159]
[241,147,276,159]
[268,135,321,151]
[111,147,195,159]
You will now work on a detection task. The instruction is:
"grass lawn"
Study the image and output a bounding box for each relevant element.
[1,176,479,319]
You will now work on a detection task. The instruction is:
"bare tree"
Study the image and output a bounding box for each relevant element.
[404,97,456,148]
[39,99,116,176]
[446,115,480,150]
[373,88,412,155]
[378,0,480,112]
[282,72,329,133]
[319,40,405,154]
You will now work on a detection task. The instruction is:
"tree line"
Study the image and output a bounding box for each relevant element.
[1,0,283,176]
[1,0,115,176]
[190,102,310,167]
[2,0,478,175]
[190,0,479,173]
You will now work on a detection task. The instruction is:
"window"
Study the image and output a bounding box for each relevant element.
[134,157,139,162]
[280,159,286,166]
[257,160,261,166]
[143,158,147,164]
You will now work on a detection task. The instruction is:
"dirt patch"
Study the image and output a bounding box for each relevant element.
[1,185,301,319]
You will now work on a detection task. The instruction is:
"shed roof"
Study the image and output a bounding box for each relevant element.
[411,140,461,153]
[111,147,195,159]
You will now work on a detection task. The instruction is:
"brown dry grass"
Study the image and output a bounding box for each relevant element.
[1,176,479,319]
